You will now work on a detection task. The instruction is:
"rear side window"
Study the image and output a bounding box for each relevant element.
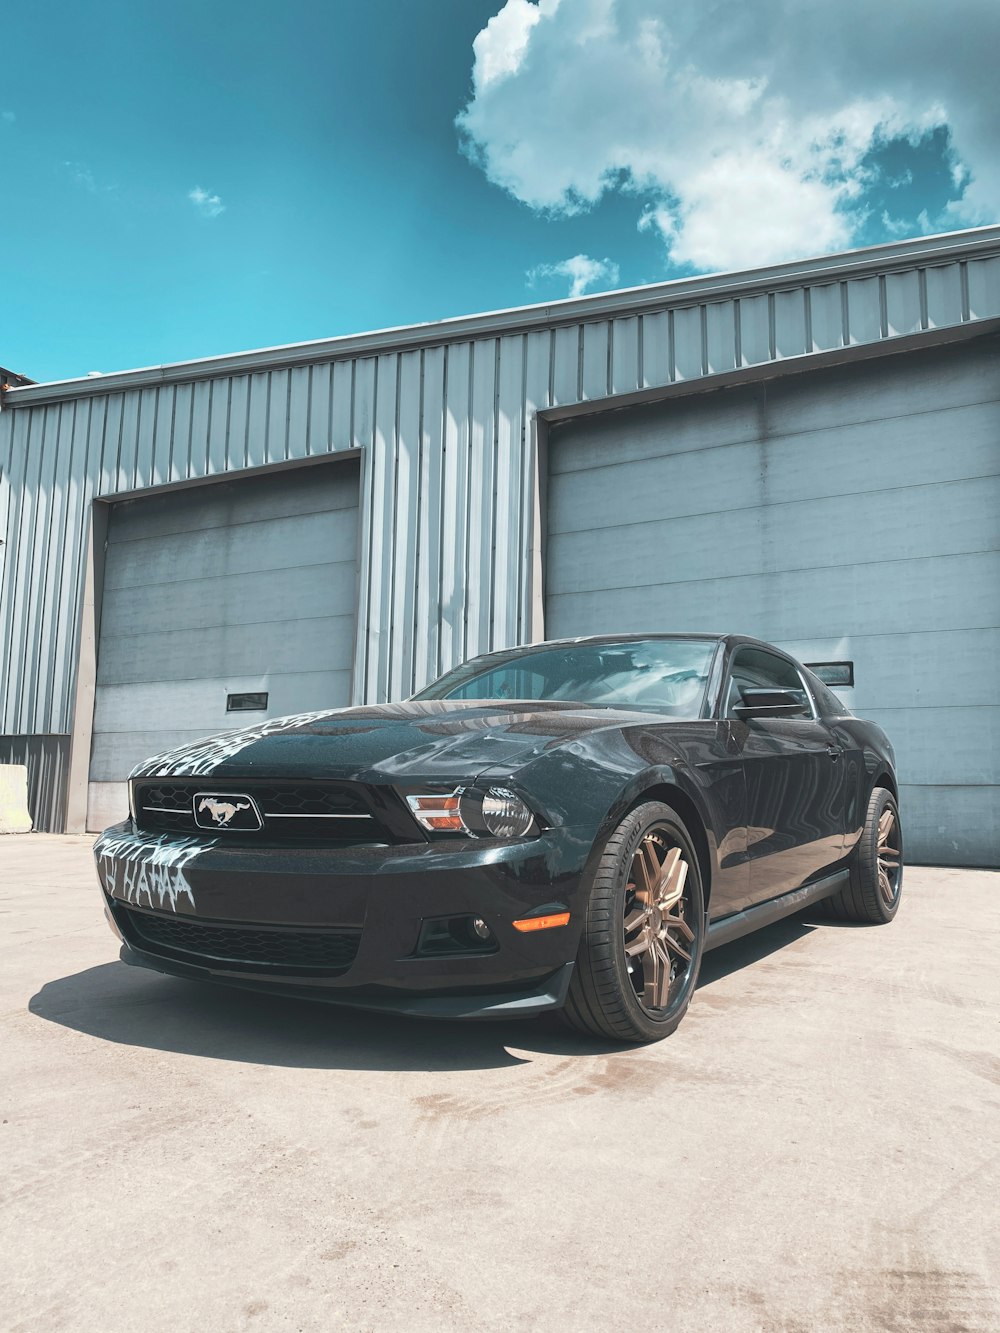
[802,668,852,718]
[724,648,812,717]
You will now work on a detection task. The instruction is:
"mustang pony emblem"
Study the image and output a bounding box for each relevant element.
[194,795,261,829]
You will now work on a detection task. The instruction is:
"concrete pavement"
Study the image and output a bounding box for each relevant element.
[2,834,998,1332]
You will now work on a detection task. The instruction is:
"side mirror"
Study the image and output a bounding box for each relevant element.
[734,688,810,719]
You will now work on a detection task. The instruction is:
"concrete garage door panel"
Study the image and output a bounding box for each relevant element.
[87,460,360,831]
[545,340,1000,865]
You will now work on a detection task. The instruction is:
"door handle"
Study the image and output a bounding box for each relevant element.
[826,744,843,761]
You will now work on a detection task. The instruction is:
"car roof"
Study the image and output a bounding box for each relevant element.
[466,632,784,656]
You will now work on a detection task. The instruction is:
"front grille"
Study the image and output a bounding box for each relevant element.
[134,780,386,843]
[119,905,361,975]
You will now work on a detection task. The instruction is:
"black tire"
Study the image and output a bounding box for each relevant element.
[564,801,706,1043]
[823,786,903,924]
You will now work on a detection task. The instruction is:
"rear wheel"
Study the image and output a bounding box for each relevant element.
[823,786,903,924]
[565,801,705,1043]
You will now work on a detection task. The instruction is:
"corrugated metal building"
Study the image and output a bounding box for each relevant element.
[1,226,998,862]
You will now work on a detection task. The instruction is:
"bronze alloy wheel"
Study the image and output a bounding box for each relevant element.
[876,807,902,907]
[565,800,706,1043]
[624,831,696,1012]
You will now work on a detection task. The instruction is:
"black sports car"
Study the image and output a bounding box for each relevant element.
[94,634,903,1043]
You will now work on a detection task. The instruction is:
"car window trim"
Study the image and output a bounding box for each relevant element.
[718,644,820,722]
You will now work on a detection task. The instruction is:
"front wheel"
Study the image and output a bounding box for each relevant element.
[824,786,903,924]
[564,801,706,1043]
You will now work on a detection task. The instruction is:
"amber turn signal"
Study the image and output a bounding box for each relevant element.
[512,912,571,932]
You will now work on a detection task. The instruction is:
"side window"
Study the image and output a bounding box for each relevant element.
[724,648,812,718]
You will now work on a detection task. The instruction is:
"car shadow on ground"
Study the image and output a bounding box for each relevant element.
[29,910,851,1073]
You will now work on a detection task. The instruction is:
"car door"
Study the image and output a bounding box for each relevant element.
[723,647,848,906]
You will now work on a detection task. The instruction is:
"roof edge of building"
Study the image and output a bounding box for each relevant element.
[9,224,1000,406]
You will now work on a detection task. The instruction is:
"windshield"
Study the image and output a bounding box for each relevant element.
[414,639,717,717]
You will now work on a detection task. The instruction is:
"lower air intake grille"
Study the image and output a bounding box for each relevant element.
[120,907,361,975]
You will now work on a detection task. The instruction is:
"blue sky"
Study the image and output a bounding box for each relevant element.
[3,0,994,383]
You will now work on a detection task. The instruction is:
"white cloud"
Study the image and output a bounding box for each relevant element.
[528,253,620,297]
[1,110,14,124]
[458,0,1000,272]
[189,186,225,218]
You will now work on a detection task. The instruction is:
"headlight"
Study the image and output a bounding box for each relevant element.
[404,786,539,839]
[480,788,537,838]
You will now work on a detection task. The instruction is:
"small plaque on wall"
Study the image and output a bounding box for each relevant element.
[227,692,269,712]
[805,662,854,687]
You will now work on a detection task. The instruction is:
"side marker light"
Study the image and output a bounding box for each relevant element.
[512,912,571,932]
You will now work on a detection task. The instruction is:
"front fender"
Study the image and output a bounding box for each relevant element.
[477,730,729,897]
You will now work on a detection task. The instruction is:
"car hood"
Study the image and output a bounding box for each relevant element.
[130,699,672,785]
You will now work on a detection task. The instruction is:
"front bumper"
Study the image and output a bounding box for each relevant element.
[94,821,592,1019]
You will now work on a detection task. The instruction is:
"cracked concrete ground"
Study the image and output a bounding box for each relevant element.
[1,834,998,1332]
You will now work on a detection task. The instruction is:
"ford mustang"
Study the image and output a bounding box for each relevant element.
[93,633,903,1043]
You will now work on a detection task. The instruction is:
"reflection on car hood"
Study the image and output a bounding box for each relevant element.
[129,699,674,783]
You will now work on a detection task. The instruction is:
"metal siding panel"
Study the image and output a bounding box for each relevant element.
[466,338,497,659]
[134,387,159,489]
[846,276,882,345]
[521,329,550,643]
[36,402,79,728]
[551,325,578,406]
[673,306,702,381]
[308,363,332,456]
[773,288,808,358]
[389,350,421,699]
[227,376,250,470]
[246,372,269,469]
[0,735,69,832]
[439,341,472,676]
[415,345,446,689]
[641,311,670,388]
[351,357,377,701]
[267,368,291,463]
[18,409,53,729]
[611,317,639,396]
[581,322,609,400]
[331,360,352,453]
[925,263,963,328]
[809,283,843,351]
[967,257,1000,321]
[288,365,311,458]
[492,335,525,652]
[206,379,229,475]
[117,390,142,491]
[367,355,398,701]
[169,384,193,481]
[885,269,923,337]
[97,393,124,493]
[189,380,211,477]
[739,295,770,366]
[0,408,31,727]
[705,301,737,374]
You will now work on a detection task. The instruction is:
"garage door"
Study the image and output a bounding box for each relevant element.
[88,459,360,831]
[545,338,1000,865]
